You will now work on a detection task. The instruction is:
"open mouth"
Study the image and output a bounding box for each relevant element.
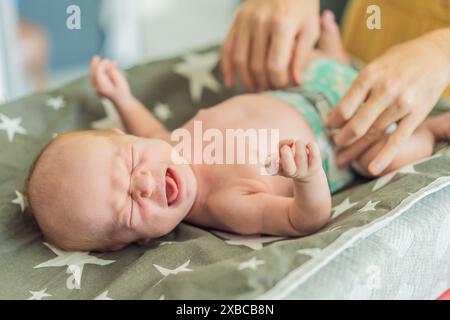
[165,167,179,206]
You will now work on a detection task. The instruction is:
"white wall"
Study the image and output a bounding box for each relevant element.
[100,0,240,67]
[0,0,26,101]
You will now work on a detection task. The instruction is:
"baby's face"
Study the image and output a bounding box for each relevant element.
[52,131,197,250]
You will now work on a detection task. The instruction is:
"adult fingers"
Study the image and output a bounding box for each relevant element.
[267,18,298,89]
[335,103,408,167]
[290,21,319,85]
[250,14,271,91]
[221,26,237,88]
[368,113,424,175]
[333,82,399,147]
[326,68,375,129]
[233,18,256,91]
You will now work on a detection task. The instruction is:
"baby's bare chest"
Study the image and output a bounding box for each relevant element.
[183,94,314,141]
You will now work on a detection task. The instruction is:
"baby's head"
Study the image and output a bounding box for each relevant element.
[26,130,197,252]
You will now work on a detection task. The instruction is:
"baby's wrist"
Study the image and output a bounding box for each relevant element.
[111,93,134,109]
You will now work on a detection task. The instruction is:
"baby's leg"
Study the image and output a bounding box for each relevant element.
[306,10,350,66]
[355,112,450,176]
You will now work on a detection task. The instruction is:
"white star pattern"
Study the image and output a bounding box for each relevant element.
[0,113,27,142]
[297,248,323,258]
[238,257,266,271]
[46,96,66,110]
[153,103,173,121]
[358,200,380,213]
[91,99,125,131]
[332,198,359,218]
[27,288,52,300]
[34,243,115,288]
[159,295,166,300]
[159,241,174,247]
[212,231,286,250]
[153,260,192,277]
[11,190,26,213]
[94,290,113,300]
[173,51,221,102]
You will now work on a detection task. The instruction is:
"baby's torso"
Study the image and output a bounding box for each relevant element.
[181,93,312,198]
[180,58,359,201]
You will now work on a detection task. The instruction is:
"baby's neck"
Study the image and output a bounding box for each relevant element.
[184,164,208,221]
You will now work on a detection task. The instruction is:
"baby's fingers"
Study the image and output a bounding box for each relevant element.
[293,140,308,176]
[306,142,322,170]
[95,60,113,87]
[90,56,101,85]
[279,145,297,177]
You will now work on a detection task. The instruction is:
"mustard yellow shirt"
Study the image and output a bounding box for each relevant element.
[341,0,450,98]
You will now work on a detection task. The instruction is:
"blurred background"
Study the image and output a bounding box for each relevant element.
[0,0,347,103]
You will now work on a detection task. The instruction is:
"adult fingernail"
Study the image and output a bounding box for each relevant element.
[370,163,383,175]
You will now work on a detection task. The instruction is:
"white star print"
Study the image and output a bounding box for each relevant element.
[173,51,221,102]
[323,225,346,233]
[0,113,27,142]
[159,295,166,300]
[159,241,174,247]
[297,248,322,258]
[34,243,115,288]
[94,290,113,300]
[332,198,359,218]
[153,103,173,121]
[153,260,192,276]
[27,288,51,300]
[91,99,125,131]
[11,190,26,213]
[238,257,266,271]
[212,231,286,250]
[46,96,66,110]
[358,200,380,213]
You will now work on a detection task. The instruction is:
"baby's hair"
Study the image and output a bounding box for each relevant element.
[24,130,127,252]
[24,137,59,217]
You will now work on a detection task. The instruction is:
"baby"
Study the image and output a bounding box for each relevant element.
[26,14,450,251]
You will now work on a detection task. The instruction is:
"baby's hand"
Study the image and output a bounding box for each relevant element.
[268,140,323,181]
[90,56,131,103]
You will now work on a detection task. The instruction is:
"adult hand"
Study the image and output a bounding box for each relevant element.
[221,0,320,91]
[327,29,450,175]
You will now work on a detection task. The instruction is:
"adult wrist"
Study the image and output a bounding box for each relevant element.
[426,28,450,84]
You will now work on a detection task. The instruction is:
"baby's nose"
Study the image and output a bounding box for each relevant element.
[131,170,156,199]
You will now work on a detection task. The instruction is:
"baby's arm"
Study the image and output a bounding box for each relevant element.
[90,56,169,140]
[265,140,331,235]
[203,141,331,237]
